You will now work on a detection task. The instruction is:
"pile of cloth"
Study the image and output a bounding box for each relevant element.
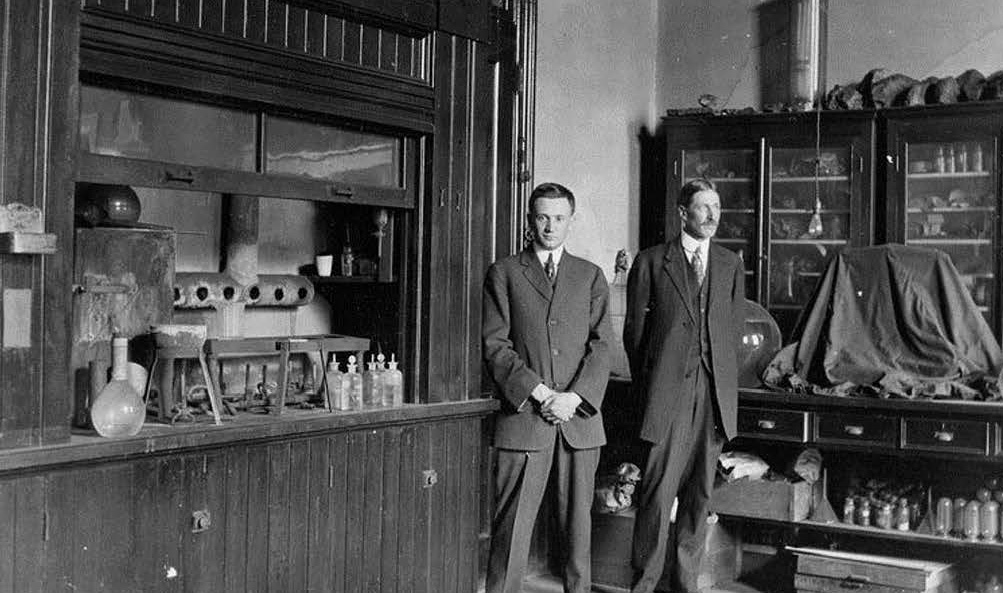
[763,244,1003,401]
[717,448,822,484]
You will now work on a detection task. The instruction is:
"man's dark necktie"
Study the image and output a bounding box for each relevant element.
[545,253,556,283]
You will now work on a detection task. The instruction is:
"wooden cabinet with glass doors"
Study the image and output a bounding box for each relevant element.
[658,111,875,337]
[884,103,1003,338]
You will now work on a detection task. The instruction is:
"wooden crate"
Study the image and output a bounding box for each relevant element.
[709,477,818,522]
[590,509,740,590]
[791,547,957,593]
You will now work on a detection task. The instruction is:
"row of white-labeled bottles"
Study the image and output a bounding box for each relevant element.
[324,353,403,410]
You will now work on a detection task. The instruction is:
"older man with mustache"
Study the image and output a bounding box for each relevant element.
[624,178,746,593]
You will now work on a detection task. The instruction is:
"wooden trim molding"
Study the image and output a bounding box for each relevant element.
[79,8,436,132]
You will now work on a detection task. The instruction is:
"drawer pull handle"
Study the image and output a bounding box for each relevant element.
[843,425,864,436]
[162,169,195,184]
[756,419,776,430]
[840,575,871,590]
[933,430,954,442]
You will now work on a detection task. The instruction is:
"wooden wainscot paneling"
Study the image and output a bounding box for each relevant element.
[0,405,490,592]
[0,0,79,448]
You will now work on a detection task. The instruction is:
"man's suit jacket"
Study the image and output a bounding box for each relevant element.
[623,237,745,443]
[483,248,612,451]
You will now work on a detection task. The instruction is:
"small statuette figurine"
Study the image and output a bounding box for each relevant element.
[593,462,642,514]
[613,249,631,286]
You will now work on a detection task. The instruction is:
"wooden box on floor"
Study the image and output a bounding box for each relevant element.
[791,548,958,593]
[709,477,819,522]
[591,508,740,591]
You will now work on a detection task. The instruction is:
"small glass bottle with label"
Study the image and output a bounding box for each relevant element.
[842,496,856,524]
[345,355,363,410]
[855,499,871,527]
[935,496,953,536]
[953,498,968,537]
[980,499,999,541]
[325,355,348,410]
[384,354,403,407]
[964,499,982,541]
[973,143,984,172]
[362,356,383,408]
[895,498,911,532]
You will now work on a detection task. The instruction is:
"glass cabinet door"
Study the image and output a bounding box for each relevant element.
[765,145,854,333]
[901,137,997,327]
[681,148,759,299]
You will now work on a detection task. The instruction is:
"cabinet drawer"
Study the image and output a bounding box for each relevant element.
[814,412,897,448]
[901,418,990,456]
[737,407,808,442]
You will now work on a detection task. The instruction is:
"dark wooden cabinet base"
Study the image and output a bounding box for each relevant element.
[0,401,494,592]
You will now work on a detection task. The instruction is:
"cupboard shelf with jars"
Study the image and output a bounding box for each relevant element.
[883,102,1003,337]
[649,110,875,338]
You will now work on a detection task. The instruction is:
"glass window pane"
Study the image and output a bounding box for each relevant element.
[766,145,851,326]
[265,117,402,187]
[683,148,757,273]
[79,86,256,171]
[904,139,996,318]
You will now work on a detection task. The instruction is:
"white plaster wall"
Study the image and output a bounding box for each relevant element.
[657,0,1003,111]
[534,0,659,278]
[826,1,1003,85]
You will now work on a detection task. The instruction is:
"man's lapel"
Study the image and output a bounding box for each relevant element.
[662,239,696,322]
[520,249,553,300]
[707,243,731,311]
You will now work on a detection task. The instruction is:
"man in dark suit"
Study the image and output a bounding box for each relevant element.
[624,178,745,593]
[483,182,612,593]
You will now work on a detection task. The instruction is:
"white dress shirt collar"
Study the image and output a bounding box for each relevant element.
[680,232,709,264]
[535,244,565,267]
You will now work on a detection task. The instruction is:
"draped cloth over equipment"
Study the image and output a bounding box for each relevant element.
[765,244,1002,398]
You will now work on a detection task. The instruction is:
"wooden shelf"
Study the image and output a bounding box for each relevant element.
[308,275,395,285]
[906,207,994,213]
[771,239,848,245]
[907,238,991,245]
[684,177,753,183]
[771,176,850,183]
[771,209,851,214]
[719,515,1003,552]
[907,171,992,180]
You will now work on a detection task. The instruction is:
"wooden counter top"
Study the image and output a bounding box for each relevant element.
[0,399,498,474]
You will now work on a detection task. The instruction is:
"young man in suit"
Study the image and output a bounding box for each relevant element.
[624,178,745,593]
[483,182,613,593]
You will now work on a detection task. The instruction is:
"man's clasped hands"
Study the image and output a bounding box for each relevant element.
[532,386,583,424]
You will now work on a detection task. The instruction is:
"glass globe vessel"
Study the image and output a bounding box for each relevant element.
[90,335,146,437]
[738,299,783,388]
